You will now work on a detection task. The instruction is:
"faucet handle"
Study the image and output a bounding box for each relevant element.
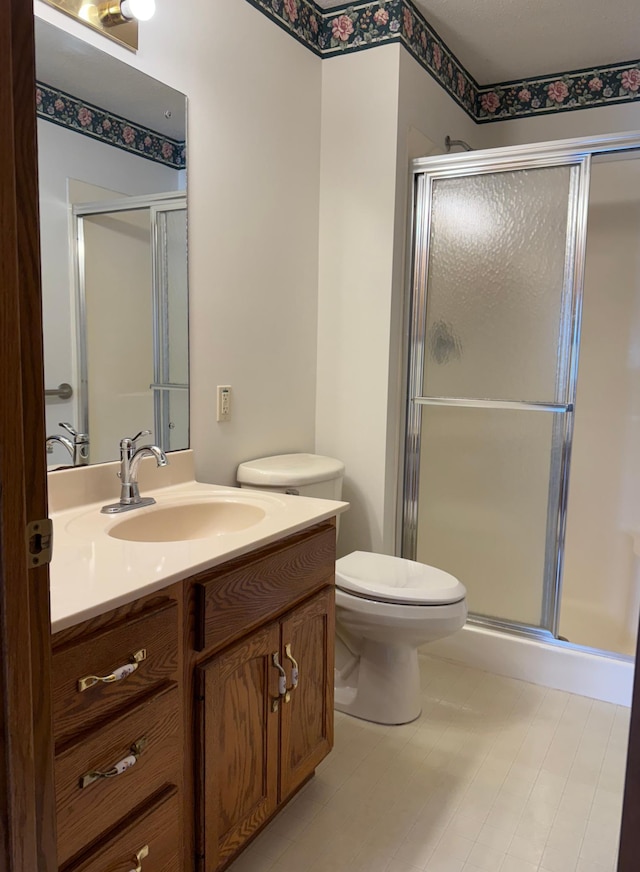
[120,430,152,450]
[59,422,89,442]
[58,422,78,437]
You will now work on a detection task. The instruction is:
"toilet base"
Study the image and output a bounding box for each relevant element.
[334,638,422,725]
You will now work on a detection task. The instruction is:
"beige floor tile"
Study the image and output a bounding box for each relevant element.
[227,852,275,872]
[541,842,580,872]
[500,855,539,872]
[576,858,616,872]
[423,855,465,872]
[464,841,505,870]
[475,823,514,853]
[506,833,545,866]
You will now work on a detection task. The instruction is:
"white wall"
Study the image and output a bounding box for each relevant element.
[316,46,401,557]
[316,46,496,557]
[38,118,179,465]
[186,5,321,483]
[484,102,640,148]
[36,0,323,485]
[560,157,640,655]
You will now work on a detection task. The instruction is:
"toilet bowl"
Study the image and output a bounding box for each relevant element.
[236,454,467,725]
[334,551,467,724]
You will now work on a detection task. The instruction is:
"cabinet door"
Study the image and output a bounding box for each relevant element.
[279,588,335,801]
[197,622,280,872]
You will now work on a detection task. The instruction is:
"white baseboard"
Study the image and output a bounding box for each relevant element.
[422,624,635,707]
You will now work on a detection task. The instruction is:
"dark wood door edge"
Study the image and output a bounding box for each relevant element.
[618,616,640,869]
[0,1,56,870]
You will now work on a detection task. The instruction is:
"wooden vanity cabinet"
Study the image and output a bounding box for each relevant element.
[192,522,336,872]
[51,586,183,872]
[50,520,336,872]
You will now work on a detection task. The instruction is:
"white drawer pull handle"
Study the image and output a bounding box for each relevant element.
[78,649,147,692]
[272,652,290,703]
[284,643,299,695]
[80,736,147,789]
[129,845,149,872]
[272,652,288,698]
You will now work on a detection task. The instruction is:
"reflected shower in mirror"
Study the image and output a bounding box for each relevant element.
[36,17,188,467]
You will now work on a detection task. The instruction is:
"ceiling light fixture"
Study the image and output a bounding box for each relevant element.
[98,0,156,26]
[41,0,155,51]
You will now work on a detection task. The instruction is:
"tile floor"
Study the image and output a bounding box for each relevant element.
[229,655,629,872]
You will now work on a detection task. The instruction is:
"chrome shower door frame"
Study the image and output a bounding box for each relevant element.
[402,139,600,640]
[149,201,189,450]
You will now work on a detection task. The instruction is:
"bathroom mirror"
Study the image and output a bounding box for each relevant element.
[36,17,189,467]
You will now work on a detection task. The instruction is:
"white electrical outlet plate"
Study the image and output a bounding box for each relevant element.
[217,385,231,422]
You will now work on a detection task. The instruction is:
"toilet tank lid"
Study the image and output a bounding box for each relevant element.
[335,551,466,605]
[237,453,345,486]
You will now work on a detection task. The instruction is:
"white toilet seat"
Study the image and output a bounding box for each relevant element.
[335,586,467,622]
[336,551,466,606]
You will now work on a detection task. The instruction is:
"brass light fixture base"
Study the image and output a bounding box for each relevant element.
[40,0,139,51]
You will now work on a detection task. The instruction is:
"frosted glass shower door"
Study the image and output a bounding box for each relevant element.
[405,159,589,634]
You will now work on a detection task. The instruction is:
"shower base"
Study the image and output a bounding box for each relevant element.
[423,623,633,706]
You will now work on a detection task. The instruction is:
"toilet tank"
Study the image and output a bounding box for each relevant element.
[236,453,344,500]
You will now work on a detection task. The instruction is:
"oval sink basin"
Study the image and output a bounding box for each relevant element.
[108,501,266,542]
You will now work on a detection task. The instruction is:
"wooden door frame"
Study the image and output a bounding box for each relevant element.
[619,628,640,867]
[0,0,56,870]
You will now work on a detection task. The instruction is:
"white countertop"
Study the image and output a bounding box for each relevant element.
[49,451,348,634]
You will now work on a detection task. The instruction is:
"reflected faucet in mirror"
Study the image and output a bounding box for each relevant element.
[46,422,90,467]
[101,430,168,514]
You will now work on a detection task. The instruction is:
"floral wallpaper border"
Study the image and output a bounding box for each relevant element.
[36,82,186,170]
[476,62,640,123]
[246,0,640,123]
[315,0,478,117]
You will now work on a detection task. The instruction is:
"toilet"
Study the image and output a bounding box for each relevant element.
[236,453,467,725]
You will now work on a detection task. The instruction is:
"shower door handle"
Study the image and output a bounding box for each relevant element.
[412,397,573,413]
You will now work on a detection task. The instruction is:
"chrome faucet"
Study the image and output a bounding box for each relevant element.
[101,430,169,514]
[46,422,89,466]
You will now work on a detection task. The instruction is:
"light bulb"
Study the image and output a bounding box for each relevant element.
[78,2,96,21]
[119,0,156,21]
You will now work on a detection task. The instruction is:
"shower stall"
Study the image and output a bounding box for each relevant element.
[403,131,640,660]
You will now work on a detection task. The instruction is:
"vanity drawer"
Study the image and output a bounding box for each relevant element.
[65,787,180,872]
[52,601,178,745]
[55,684,180,867]
[195,523,335,653]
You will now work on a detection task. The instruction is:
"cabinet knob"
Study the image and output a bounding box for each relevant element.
[77,649,147,692]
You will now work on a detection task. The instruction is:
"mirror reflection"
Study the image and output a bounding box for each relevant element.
[36,18,188,467]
